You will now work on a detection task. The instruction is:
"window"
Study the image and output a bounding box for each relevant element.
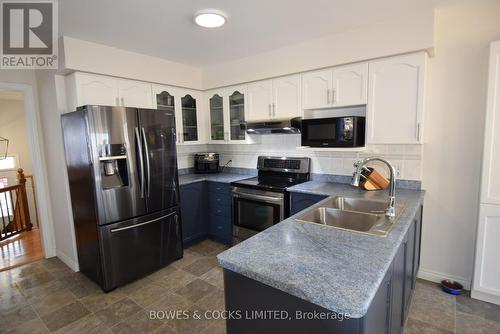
[0,157,16,171]
[0,177,13,217]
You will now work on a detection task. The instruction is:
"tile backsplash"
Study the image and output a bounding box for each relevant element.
[177,134,423,181]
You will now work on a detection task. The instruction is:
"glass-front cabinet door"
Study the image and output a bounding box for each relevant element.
[209,94,225,142]
[180,94,198,143]
[156,90,175,113]
[228,90,246,142]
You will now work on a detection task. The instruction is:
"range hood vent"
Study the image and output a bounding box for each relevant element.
[242,117,302,135]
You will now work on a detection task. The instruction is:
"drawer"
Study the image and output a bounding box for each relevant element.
[208,181,230,195]
[208,194,231,215]
[209,214,232,240]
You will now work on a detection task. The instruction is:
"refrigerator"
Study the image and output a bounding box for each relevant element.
[61,105,183,291]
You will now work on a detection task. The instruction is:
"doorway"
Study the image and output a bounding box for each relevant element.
[0,84,55,271]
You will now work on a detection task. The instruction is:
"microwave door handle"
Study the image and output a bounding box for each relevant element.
[232,192,283,204]
[135,128,145,198]
[141,127,151,197]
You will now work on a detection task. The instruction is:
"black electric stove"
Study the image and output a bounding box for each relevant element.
[230,156,311,243]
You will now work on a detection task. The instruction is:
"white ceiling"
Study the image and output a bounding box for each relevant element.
[60,0,466,67]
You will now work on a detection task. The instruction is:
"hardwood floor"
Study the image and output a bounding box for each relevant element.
[0,228,44,272]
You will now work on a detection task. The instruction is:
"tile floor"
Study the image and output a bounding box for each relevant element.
[1,239,499,334]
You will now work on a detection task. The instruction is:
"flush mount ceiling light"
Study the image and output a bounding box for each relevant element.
[194,10,227,28]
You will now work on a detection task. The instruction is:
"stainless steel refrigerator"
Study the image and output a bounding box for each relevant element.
[61,105,182,291]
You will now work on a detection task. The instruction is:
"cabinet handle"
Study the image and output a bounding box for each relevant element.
[327,89,330,104]
[416,123,421,141]
[115,97,119,106]
[272,103,276,117]
[332,89,336,104]
[120,97,125,106]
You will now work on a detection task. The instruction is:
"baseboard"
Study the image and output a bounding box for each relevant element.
[55,250,79,272]
[417,268,471,290]
[471,289,500,305]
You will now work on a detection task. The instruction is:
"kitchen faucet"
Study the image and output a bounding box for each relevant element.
[351,157,396,217]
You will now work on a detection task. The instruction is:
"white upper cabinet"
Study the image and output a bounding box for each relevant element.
[273,74,302,119]
[206,86,248,144]
[117,79,153,109]
[247,80,273,121]
[152,85,205,145]
[247,75,302,121]
[366,53,426,144]
[302,63,367,110]
[65,72,153,111]
[66,73,118,110]
[302,69,332,109]
[207,90,226,143]
[332,63,368,107]
[177,89,205,145]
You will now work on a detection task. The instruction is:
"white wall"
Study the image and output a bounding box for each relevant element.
[419,2,500,288]
[202,10,434,89]
[34,71,79,270]
[61,36,203,90]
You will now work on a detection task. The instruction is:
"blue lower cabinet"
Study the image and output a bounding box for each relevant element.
[207,182,232,244]
[179,182,207,244]
[289,192,328,215]
[209,214,232,244]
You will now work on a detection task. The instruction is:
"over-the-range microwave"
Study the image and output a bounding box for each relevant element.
[301,116,365,148]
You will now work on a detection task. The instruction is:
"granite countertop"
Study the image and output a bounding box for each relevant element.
[217,181,425,318]
[178,172,252,185]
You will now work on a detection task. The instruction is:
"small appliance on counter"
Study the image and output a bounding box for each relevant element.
[301,116,365,147]
[194,152,220,173]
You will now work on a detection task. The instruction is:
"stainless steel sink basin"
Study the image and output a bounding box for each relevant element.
[321,196,392,215]
[294,196,404,237]
[295,208,380,232]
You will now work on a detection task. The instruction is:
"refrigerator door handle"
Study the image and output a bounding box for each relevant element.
[141,127,152,197]
[135,127,145,198]
[110,211,177,233]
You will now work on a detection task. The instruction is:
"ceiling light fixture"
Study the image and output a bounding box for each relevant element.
[194,10,227,28]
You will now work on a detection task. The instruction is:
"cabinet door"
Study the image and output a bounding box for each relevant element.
[367,53,426,144]
[390,237,407,334]
[302,69,332,109]
[153,87,180,143]
[472,204,500,302]
[331,63,368,107]
[179,93,201,144]
[290,192,327,216]
[480,42,500,205]
[208,92,226,142]
[273,74,302,119]
[117,79,153,108]
[412,206,422,289]
[74,73,119,108]
[180,182,207,244]
[247,80,273,121]
[228,88,247,142]
[404,220,416,315]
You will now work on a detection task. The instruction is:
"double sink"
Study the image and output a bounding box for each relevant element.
[295,197,404,237]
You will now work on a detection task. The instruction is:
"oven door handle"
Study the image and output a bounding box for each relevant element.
[232,192,283,203]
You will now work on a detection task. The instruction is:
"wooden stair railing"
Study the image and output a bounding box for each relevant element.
[0,169,32,241]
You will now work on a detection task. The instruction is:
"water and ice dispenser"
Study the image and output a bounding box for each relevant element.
[99,144,129,189]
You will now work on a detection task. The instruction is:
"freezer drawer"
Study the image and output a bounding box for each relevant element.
[99,208,182,291]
